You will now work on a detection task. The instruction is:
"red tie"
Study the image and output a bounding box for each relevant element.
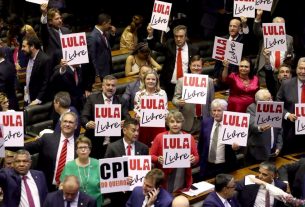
[265,190,270,207]
[274,51,281,69]
[196,104,202,117]
[302,84,305,103]
[176,48,183,79]
[127,144,132,155]
[55,139,68,185]
[74,68,79,85]
[22,176,35,207]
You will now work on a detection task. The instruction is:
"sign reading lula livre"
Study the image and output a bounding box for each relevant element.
[99,157,129,193]
[255,101,283,128]
[162,134,191,168]
[150,1,172,31]
[182,74,208,104]
[60,32,89,65]
[219,111,250,147]
[212,36,243,66]
[95,104,121,136]
[128,156,151,190]
[255,0,273,11]
[140,96,166,127]
[26,0,48,4]
[263,23,287,51]
[295,104,305,135]
[0,112,24,147]
[0,126,5,158]
[233,0,255,18]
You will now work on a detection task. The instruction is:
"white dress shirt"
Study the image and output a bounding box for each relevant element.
[64,192,79,207]
[19,171,40,207]
[254,181,275,207]
[123,138,135,156]
[209,121,225,164]
[171,43,189,84]
[216,192,231,207]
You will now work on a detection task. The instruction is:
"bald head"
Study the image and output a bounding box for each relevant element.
[62,175,80,201]
[172,195,189,207]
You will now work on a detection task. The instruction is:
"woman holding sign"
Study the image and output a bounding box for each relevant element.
[134,69,167,147]
[222,57,259,113]
[150,111,199,193]
[60,136,103,207]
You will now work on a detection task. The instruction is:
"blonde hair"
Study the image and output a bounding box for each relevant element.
[140,69,161,92]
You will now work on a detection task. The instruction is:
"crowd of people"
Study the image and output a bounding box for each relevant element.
[0,1,305,207]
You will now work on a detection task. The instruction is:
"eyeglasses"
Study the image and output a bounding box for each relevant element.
[77,146,90,150]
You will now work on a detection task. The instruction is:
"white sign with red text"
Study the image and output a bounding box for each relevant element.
[255,0,273,11]
[255,101,283,128]
[150,1,172,31]
[95,104,121,136]
[219,111,250,147]
[163,134,191,168]
[0,126,4,157]
[26,0,48,4]
[295,104,305,135]
[263,23,287,51]
[60,32,89,65]
[128,156,151,190]
[140,96,166,127]
[182,74,208,104]
[0,111,24,147]
[234,0,255,18]
[212,36,243,65]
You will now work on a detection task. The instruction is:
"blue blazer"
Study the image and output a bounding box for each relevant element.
[122,79,140,110]
[203,191,240,207]
[126,186,172,207]
[0,168,48,207]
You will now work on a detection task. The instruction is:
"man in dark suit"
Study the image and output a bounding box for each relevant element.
[246,89,283,165]
[87,13,116,82]
[40,3,71,67]
[278,158,305,199]
[147,24,199,99]
[126,168,172,207]
[21,35,51,105]
[43,175,96,207]
[277,57,305,153]
[203,174,239,207]
[198,99,238,179]
[81,75,130,159]
[236,161,287,207]
[25,112,78,191]
[0,149,48,207]
[104,118,149,207]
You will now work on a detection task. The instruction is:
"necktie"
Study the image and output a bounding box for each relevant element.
[208,122,220,163]
[176,47,183,79]
[127,144,132,155]
[274,51,281,69]
[73,67,79,86]
[22,176,35,207]
[301,84,305,103]
[105,98,111,104]
[265,189,270,207]
[66,201,71,207]
[55,138,69,185]
[102,33,109,48]
[195,104,202,117]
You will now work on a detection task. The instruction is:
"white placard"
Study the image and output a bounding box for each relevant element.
[150,1,172,31]
[128,156,151,190]
[162,134,191,168]
[99,157,129,193]
[233,0,256,18]
[140,96,166,127]
[26,0,48,4]
[255,101,283,128]
[182,74,208,104]
[295,104,305,135]
[61,32,89,65]
[212,36,243,66]
[0,111,24,147]
[263,23,287,51]
[219,111,250,147]
[0,126,5,158]
[95,104,121,136]
[255,0,273,11]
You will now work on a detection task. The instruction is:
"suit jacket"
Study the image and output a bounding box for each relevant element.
[24,133,76,190]
[122,79,140,110]
[198,117,237,177]
[246,103,283,161]
[203,191,240,207]
[236,178,287,207]
[264,66,281,99]
[28,50,51,103]
[278,158,305,199]
[104,138,149,158]
[0,168,48,207]
[253,21,294,72]
[87,27,115,77]
[126,186,172,207]
[172,77,215,131]
[43,190,96,207]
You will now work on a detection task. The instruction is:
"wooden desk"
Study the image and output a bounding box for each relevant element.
[111,48,130,56]
[284,152,305,161]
